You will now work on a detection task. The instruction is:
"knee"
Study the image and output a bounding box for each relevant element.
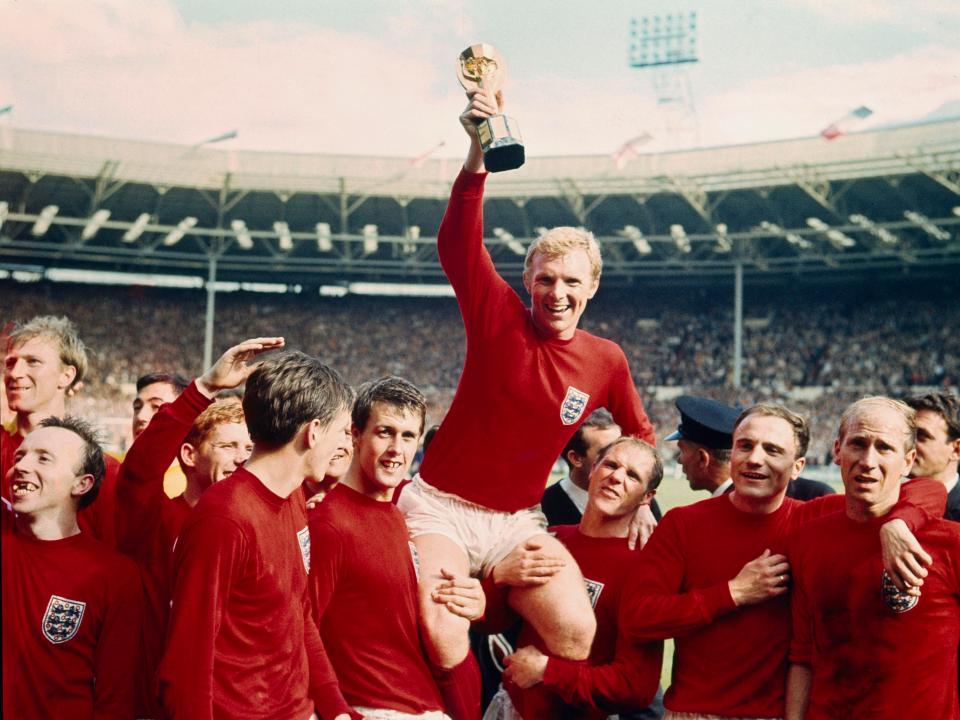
[543,612,596,660]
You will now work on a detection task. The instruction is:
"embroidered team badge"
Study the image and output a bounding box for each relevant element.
[42,595,86,644]
[881,570,919,613]
[560,386,590,426]
[583,578,604,608]
[297,526,311,573]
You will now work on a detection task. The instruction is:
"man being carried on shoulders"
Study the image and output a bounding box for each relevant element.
[398,87,657,705]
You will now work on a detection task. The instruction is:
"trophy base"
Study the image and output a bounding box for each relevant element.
[484,142,525,173]
[478,115,525,173]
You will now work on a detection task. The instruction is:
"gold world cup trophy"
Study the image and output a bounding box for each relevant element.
[457,43,525,173]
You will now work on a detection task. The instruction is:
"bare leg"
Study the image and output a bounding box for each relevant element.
[413,533,473,669]
[507,534,596,660]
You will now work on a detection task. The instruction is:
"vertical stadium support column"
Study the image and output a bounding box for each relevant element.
[733,259,743,388]
[203,252,217,370]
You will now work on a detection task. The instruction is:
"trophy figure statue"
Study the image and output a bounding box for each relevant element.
[456,43,525,173]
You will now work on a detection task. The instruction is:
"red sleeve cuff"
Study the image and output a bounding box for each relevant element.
[313,691,356,720]
[699,581,737,621]
[542,656,578,692]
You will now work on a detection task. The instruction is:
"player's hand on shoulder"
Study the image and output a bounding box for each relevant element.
[491,539,565,587]
[628,503,657,550]
[728,548,791,606]
[879,518,931,595]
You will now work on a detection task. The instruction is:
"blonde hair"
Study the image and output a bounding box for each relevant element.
[8,315,88,391]
[838,396,916,451]
[523,227,602,282]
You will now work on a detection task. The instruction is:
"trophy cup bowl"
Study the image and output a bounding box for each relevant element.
[457,43,525,173]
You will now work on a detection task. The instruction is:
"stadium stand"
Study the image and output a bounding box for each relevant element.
[3,276,956,467]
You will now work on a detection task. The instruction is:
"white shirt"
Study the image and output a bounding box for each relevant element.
[559,475,589,516]
[712,478,734,497]
[946,474,959,496]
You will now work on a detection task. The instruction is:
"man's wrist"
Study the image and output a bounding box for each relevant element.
[195,376,217,399]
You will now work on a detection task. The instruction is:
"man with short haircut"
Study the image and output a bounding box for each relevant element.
[904,391,960,520]
[620,403,937,719]
[484,438,664,719]
[159,350,353,720]
[542,408,624,526]
[132,371,189,439]
[310,376,483,720]
[786,397,960,719]
[2,315,122,544]
[2,416,142,718]
[399,88,656,700]
[117,338,275,717]
[668,395,833,501]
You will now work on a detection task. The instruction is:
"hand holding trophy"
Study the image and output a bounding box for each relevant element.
[457,43,525,173]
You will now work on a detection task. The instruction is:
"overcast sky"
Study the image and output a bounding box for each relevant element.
[1,0,958,159]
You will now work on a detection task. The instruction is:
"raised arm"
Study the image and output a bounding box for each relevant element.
[116,336,284,557]
[115,381,211,555]
[606,347,656,446]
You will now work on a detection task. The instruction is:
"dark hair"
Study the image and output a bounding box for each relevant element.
[136,372,190,395]
[242,351,352,447]
[562,408,618,468]
[734,403,810,459]
[707,447,732,463]
[353,376,427,436]
[596,437,664,490]
[904,392,960,441]
[38,416,105,509]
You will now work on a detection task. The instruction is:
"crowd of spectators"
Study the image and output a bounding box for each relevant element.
[3,277,956,464]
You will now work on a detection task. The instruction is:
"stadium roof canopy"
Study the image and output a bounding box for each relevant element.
[1,119,958,288]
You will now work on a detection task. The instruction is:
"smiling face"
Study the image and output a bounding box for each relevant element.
[523,249,599,341]
[183,421,254,489]
[8,426,91,517]
[730,414,805,509]
[587,441,656,519]
[352,401,421,501]
[4,337,76,417]
[835,404,915,516]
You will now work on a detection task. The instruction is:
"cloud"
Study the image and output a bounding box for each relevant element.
[0,0,464,156]
[0,1,957,159]
[785,0,960,32]
[698,45,960,145]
